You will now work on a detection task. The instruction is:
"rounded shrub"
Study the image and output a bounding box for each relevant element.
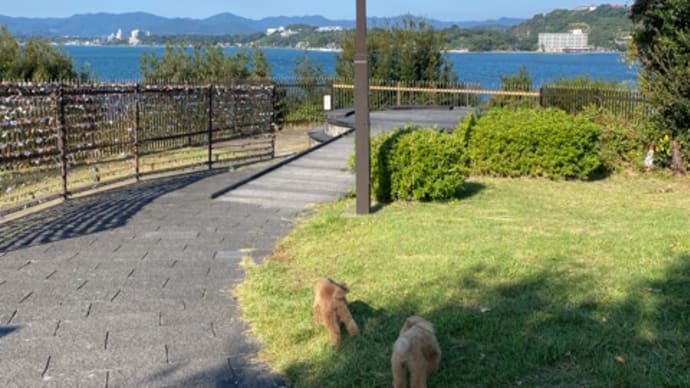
[370,126,470,202]
[467,108,603,180]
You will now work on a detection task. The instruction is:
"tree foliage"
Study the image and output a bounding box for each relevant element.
[293,52,326,82]
[629,0,690,146]
[488,66,535,108]
[335,18,456,83]
[0,26,86,81]
[140,43,271,82]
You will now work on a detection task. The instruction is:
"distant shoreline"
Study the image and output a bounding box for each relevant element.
[61,43,624,55]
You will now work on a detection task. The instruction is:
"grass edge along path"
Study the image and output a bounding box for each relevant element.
[236,176,690,387]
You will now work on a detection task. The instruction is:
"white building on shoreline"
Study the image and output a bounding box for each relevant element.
[538,29,590,53]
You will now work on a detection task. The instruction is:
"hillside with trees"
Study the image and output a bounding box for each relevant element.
[446,5,632,51]
[510,5,632,51]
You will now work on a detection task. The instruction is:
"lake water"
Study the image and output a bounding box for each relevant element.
[64,46,639,88]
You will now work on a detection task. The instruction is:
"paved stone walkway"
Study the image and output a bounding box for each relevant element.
[0,108,470,387]
[1,166,294,387]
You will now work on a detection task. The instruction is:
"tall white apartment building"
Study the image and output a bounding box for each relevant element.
[538,29,590,52]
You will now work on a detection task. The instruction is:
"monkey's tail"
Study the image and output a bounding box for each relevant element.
[391,337,409,388]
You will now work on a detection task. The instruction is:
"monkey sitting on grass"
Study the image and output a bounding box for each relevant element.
[312,278,359,345]
[391,316,441,388]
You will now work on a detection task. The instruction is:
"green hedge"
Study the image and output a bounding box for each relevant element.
[581,106,650,172]
[366,127,470,202]
[467,108,603,180]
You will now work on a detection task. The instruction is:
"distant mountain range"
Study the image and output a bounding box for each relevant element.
[0,12,525,38]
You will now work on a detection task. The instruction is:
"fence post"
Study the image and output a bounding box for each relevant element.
[56,84,68,199]
[207,84,213,170]
[133,84,141,181]
[271,85,276,159]
[396,81,402,107]
[539,86,544,108]
[330,78,336,110]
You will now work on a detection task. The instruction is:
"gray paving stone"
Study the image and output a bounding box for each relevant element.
[108,359,234,387]
[0,334,102,359]
[0,355,49,388]
[229,187,338,203]
[160,306,239,327]
[48,346,168,375]
[9,301,90,323]
[88,298,183,318]
[58,312,159,337]
[106,322,216,352]
[0,320,56,342]
[38,371,107,388]
[216,195,310,210]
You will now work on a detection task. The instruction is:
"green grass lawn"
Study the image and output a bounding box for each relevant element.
[237,176,690,387]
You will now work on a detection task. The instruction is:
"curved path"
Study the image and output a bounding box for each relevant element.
[0,108,471,387]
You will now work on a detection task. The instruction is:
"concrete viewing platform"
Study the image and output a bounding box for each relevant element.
[0,107,473,387]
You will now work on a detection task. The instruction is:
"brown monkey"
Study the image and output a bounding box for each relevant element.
[312,278,359,344]
[391,316,441,388]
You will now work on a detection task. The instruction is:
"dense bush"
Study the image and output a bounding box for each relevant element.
[361,126,470,202]
[467,108,603,180]
[581,105,651,171]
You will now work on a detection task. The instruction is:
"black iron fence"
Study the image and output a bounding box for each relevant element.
[1,82,274,216]
[273,78,333,128]
[540,85,647,119]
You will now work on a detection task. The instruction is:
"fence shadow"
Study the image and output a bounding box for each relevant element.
[0,171,218,253]
[0,326,18,338]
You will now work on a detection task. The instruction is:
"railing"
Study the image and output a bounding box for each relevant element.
[1,82,274,216]
[330,79,646,120]
[273,78,333,128]
[332,79,486,110]
[270,78,645,127]
[1,78,648,217]
[540,85,647,120]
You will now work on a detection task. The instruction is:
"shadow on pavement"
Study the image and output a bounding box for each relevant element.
[0,171,218,253]
[0,326,18,338]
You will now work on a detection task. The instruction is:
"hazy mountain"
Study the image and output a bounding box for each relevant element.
[0,12,525,38]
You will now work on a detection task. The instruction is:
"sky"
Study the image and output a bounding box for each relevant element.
[0,1,629,21]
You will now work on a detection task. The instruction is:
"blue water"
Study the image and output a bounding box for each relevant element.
[64,46,638,88]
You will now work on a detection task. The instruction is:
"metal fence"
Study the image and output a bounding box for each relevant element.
[329,79,646,120]
[1,78,648,216]
[332,79,487,110]
[273,79,333,128]
[540,85,647,119]
[271,78,647,126]
[1,82,274,216]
